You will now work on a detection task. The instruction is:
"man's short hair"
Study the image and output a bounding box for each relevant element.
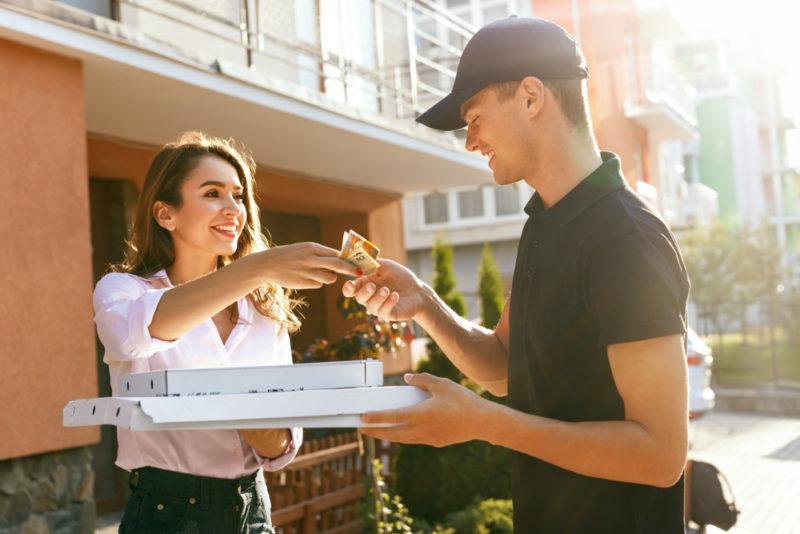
[493,78,590,130]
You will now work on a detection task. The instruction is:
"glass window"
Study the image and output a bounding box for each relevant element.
[423,192,449,224]
[495,184,521,216]
[458,188,484,218]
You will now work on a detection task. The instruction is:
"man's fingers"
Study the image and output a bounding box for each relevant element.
[365,286,392,315]
[342,279,357,297]
[404,372,444,392]
[359,426,421,444]
[352,282,377,305]
[375,292,400,321]
[342,278,372,298]
[360,406,415,426]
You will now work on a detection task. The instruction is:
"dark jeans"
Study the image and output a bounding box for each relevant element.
[118,466,275,534]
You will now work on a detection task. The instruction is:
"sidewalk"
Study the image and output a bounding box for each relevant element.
[690,410,800,533]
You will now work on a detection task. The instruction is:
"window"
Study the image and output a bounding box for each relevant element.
[495,184,521,216]
[458,188,484,218]
[423,192,449,224]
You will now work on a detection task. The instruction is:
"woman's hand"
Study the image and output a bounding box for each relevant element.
[258,242,359,289]
[240,428,292,459]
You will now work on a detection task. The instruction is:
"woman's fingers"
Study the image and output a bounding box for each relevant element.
[307,242,341,257]
[307,269,338,285]
[318,256,360,277]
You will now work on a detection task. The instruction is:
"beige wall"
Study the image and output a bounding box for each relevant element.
[0,39,99,459]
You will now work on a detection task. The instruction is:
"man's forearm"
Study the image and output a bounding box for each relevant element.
[415,285,508,392]
[475,400,686,488]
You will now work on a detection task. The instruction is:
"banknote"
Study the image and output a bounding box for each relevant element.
[340,229,380,274]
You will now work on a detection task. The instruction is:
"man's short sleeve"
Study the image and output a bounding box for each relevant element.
[587,230,688,348]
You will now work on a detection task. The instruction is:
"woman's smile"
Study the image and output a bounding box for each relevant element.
[210,223,239,241]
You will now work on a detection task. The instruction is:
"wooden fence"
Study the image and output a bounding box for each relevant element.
[266,432,369,533]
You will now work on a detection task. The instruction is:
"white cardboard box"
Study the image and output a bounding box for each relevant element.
[63,386,429,430]
[117,360,384,397]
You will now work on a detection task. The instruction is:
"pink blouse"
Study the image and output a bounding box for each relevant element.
[93,269,302,478]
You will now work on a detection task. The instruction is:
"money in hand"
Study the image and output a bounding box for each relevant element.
[340,230,380,274]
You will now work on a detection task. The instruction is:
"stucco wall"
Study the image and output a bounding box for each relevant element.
[0,39,99,459]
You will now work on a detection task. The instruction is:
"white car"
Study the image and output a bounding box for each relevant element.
[687,327,715,419]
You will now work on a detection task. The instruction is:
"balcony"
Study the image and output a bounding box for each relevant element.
[0,0,490,192]
[98,0,475,123]
[625,60,698,141]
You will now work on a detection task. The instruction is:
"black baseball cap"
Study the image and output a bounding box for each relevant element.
[416,16,588,131]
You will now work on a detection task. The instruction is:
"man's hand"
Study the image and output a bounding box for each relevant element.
[359,373,494,447]
[342,259,430,322]
[240,428,291,459]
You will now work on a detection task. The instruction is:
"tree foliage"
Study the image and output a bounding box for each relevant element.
[679,222,783,322]
[478,244,505,329]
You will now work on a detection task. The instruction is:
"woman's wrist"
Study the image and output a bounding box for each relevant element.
[239,250,275,289]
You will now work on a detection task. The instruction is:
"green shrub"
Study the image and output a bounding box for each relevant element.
[396,239,511,524]
[478,243,504,329]
[445,499,514,534]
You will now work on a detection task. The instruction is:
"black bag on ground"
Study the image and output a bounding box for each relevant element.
[690,460,740,531]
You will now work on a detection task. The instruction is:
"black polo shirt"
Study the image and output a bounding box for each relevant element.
[508,152,689,533]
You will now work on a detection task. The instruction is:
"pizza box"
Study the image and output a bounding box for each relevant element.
[63,386,428,430]
[117,360,384,397]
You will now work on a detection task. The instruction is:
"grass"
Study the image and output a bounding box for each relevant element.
[706,328,800,386]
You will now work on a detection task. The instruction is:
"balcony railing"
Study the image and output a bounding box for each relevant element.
[625,58,698,139]
[105,0,475,123]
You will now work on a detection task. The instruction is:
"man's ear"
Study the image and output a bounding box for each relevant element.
[153,201,176,231]
[520,76,545,118]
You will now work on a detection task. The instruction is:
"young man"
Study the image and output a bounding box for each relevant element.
[346,16,690,533]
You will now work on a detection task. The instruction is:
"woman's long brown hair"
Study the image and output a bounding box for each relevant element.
[111,131,302,333]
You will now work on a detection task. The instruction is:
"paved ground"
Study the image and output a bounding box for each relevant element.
[690,410,800,533]
[94,511,121,534]
[95,410,800,533]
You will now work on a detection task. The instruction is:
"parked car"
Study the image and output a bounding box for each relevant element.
[687,327,715,419]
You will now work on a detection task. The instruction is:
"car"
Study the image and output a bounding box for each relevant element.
[687,326,715,419]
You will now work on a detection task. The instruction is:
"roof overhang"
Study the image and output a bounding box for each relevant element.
[0,3,491,194]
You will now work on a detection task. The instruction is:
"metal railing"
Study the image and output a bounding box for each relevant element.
[631,58,697,126]
[112,0,475,122]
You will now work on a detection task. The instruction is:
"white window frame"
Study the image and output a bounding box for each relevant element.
[415,182,530,231]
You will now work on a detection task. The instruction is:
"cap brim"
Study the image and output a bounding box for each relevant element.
[416,86,484,131]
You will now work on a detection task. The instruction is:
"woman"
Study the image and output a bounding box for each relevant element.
[94,131,357,533]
